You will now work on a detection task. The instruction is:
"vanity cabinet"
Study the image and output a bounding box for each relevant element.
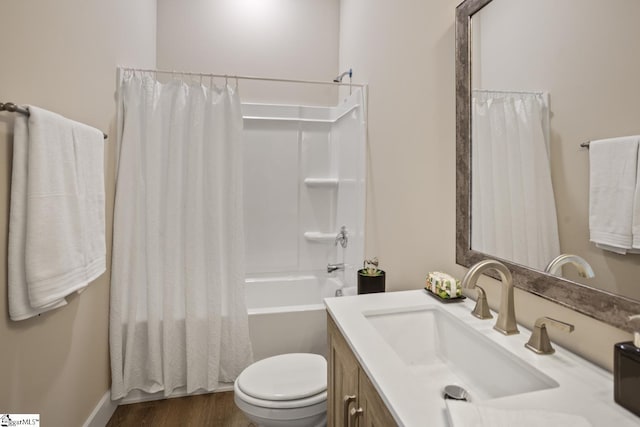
[327,315,397,427]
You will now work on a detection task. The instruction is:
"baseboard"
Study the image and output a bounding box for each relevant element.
[83,390,118,427]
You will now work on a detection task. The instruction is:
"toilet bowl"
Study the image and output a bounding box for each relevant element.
[233,353,327,427]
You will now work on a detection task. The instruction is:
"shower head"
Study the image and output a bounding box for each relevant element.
[333,68,353,83]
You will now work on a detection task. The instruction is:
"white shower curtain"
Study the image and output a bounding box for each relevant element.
[110,71,253,400]
[471,90,560,270]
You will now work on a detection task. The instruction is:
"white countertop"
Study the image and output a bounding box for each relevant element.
[324,290,640,427]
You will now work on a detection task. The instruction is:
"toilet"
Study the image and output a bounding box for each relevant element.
[233,353,327,427]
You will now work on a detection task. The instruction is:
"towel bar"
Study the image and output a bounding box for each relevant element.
[0,102,108,139]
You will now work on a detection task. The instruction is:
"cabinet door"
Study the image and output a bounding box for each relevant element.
[328,316,360,427]
[359,371,398,427]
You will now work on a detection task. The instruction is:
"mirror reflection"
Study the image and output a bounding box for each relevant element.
[470,0,640,301]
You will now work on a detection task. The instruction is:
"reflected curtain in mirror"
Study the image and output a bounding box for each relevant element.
[471,90,560,270]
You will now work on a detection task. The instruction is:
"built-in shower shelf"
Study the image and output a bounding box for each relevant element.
[242,104,361,123]
[304,178,339,188]
[304,232,336,243]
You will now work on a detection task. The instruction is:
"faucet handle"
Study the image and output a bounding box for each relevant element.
[525,316,575,355]
[335,226,348,248]
[471,285,493,320]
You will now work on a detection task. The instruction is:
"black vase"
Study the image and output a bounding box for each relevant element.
[357,269,385,294]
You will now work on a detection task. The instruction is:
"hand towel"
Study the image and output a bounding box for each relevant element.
[589,136,640,253]
[8,106,106,319]
[8,116,68,320]
[445,400,592,427]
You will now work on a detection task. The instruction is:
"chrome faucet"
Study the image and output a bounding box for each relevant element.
[461,259,519,335]
[545,254,594,278]
[327,263,344,273]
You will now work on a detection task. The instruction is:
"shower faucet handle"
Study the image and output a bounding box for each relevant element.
[335,226,348,248]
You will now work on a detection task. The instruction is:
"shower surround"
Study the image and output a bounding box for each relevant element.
[242,89,366,361]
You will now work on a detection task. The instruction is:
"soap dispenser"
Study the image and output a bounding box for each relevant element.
[614,315,640,416]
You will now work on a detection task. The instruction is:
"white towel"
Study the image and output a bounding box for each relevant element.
[8,106,106,320]
[8,116,68,320]
[589,136,640,254]
[446,400,592,427]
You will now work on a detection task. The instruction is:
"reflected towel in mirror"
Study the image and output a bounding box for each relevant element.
[588,136,640,254]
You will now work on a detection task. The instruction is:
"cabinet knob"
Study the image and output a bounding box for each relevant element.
[349,406,364,427]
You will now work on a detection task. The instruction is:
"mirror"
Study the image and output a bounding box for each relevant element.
[455,0,640,332]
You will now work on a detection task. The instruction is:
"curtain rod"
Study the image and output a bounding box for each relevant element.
[0,102,108,140]
[119,67,366,88]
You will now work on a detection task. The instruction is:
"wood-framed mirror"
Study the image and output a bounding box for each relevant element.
[455,0,640,332]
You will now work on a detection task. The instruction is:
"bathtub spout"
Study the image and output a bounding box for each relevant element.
[327,263,344,273]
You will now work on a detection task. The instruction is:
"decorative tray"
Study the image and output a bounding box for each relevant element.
[423,287,466,303]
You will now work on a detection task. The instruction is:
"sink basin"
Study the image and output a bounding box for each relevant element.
[365,307,558,401]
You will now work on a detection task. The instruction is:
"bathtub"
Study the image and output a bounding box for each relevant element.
[245,275,343,362]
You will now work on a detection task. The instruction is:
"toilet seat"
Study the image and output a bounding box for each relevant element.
[233,353,328,426]
[237,353,327,400]
[235,381,327,409]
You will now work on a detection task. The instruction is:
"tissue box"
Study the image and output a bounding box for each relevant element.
[426,272,462,299]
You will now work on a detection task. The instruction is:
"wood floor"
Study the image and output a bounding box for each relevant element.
[106,391,255,427]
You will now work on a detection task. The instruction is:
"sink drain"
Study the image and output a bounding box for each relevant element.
[443,385,470,401]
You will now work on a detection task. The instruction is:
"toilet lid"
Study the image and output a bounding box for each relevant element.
[237,353,327,401]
